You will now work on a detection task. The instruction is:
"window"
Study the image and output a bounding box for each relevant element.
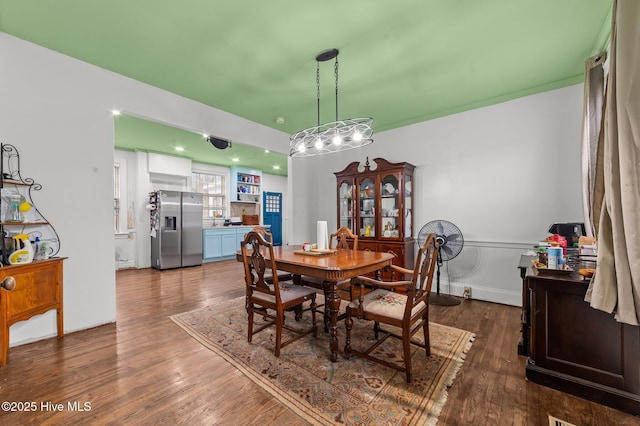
[192,171,225,219]
[114,163,121,232]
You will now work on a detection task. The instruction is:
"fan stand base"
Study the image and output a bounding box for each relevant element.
[430,293,462,306]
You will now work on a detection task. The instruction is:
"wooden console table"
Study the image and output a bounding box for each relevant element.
[0,257,65,366]
[525,272,640,415]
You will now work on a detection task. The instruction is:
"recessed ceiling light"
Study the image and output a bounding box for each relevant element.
[111,109,121,116]
[175,147,184,152]
[232,157,239,162]
[275,117,285,124]
[264,149,270,153]
[202,133,209,138]
[273,165,280,170]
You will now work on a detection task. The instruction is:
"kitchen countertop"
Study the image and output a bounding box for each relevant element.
[205,224,268,228]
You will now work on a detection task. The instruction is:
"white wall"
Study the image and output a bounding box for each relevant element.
[290,84,585,305]
[1,32,288,346]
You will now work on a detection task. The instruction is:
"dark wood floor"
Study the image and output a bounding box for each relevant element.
[0,260,637,425]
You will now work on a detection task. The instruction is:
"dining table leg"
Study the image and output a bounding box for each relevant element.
[324,280,341,362]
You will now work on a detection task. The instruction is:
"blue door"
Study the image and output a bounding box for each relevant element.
[263,192,283,246]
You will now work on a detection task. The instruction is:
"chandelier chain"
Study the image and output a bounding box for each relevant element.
[316,62,321,128]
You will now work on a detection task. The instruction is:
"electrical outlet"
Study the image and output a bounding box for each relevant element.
[463,287,471,299]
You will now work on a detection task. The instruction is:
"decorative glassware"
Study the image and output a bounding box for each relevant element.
[7,194,23,222]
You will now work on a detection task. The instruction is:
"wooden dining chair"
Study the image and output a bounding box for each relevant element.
[251,226,292,283]
[344,233,438,383]
[298,227,359,329]
[330,226,359,251]
[241,230,317,357]
[329,226,359,300]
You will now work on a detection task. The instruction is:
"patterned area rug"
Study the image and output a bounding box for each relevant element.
[170,296,475,425]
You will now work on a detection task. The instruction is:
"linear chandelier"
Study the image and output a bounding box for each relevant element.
[289,49,373,157]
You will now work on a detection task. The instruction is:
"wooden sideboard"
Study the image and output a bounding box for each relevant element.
[523,272,640,415]
[0,257,65,366]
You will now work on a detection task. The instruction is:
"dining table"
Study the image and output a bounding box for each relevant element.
[237,245,394,362]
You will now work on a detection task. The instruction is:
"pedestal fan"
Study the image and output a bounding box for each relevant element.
[417,220,464,306]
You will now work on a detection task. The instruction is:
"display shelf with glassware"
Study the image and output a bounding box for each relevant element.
[359,177,376,237]
[337,178,354,230]
[231,167,262,203]
[380,174,401,238]
[334,157,415,278]
[0,143,66,366]
[0,143,60,265]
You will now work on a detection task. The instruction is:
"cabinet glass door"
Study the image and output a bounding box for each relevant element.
[338,180,354,232]
[404,173,412,238]
[359,177,375,237]
[380,174,399,238]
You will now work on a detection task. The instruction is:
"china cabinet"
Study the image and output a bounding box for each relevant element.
[334,157,415,277]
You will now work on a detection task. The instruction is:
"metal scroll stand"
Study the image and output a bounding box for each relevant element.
[0,143,7,266]
[0,143,56,265]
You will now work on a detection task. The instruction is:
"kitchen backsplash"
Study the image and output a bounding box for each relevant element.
[230,202,259,218]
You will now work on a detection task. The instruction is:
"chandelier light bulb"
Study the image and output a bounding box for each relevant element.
[297,143,306,153]
[353,128,362,142]
[315,137,323,149]
[332,133,342,145]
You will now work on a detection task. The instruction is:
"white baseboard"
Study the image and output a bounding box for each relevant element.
[116,260,137,270]
[438,281,521,307]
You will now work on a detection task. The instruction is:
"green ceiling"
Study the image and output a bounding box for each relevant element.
[114,114,288,176]
[0,0,612,172]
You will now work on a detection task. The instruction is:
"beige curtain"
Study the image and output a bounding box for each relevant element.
[587,0,640,326]
[581,53,606,238]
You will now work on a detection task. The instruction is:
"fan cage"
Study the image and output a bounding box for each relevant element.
[417,220,464,261]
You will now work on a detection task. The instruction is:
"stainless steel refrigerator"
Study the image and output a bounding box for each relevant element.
[150,190,203,270]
